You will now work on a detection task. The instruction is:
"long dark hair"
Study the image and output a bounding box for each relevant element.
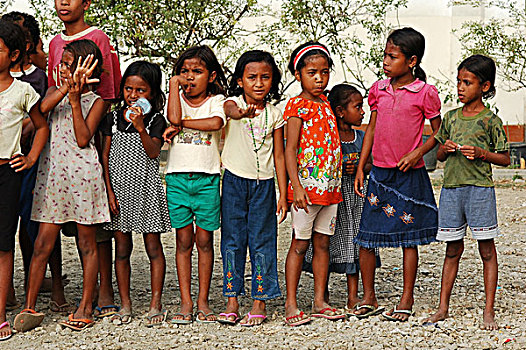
[387,27,426,82]
[458,54,496,99]
[0,20,26,68]
[119,61,166,114]
[174,45,227,96]
[288,41,333,75]
[1,12,40,55]
[63,39,103,90]
[228,50,282,102]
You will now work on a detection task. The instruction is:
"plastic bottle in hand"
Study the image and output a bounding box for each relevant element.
[125,97,152,122]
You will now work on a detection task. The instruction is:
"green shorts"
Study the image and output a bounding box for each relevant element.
[165,172,220,232]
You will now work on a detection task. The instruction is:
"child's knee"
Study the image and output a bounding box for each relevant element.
[313,233,330,251]
[196,236,213,253]
[115,246,132,261]
[445,241,464,259]
[145,242,164,260]
[478,241,496,262]
[33,239,55,259]
[292,239,309,256]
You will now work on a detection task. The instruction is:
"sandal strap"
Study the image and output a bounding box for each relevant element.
[285,311,306,321]
[0,321,9,330]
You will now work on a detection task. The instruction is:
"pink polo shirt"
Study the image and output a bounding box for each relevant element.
[48,27,121,100]
[369,78,441,168]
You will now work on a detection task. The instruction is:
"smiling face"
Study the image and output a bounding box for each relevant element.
[339,93,365,127]
[55,0,90,24]
[237,61,273,106]
[295,55,330,100]
[383,41,414,79]
[179,57,216,102]
[123,75,151,107]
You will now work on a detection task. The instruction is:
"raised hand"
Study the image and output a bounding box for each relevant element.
[75,54,100,85]
[127,106,145,132]
[163,125,182,143]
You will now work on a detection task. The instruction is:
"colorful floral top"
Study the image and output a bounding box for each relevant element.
[283,95,342,206]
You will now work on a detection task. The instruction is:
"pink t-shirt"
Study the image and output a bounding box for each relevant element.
[48,27,121,100]
[369,78,441,168]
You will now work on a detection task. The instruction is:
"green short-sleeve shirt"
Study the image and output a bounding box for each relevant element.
[435,107,508,188]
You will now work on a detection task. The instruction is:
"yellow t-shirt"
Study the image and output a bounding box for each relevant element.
[0,79,40,159]
[222,96,284,180]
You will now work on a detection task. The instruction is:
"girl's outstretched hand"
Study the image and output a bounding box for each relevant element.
[107,188,119,215]
[397,149,423,172]
[239,104,257,119]
[354,168,365,198]
[163,125,181,143]
[75,55,100,85]
[292,186,311,213]
[276,197,288,224]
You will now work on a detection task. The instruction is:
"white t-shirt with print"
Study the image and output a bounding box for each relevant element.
[222,95,285,180]
[0,79,40,159]
[165,93,226,174]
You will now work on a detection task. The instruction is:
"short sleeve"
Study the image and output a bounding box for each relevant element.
[423,85,441,119]
[283,97,315,123]
[434,110,452,145]
[489,115,509,152]
[92,31,121,100]
[147,113,167,139]
[209,94,227,127]
[99,112,114,136]
[368,81,379,112]
[47,38,59,88]
[23,84,40,114]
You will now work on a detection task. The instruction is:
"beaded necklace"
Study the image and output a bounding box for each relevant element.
[247,105,269,184]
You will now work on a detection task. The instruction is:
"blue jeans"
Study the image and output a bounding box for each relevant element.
[220,170,281,300]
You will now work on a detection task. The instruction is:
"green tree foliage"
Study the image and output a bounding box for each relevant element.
[454,0,526,91]
[257,0,407,96]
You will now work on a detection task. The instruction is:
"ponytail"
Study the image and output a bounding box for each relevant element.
[414,64,426,82]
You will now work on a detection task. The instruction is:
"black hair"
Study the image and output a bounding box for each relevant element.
[387,27,426,82]
[120,61,166,114]
[227,50,282,102]
[174,45,227,96]
[1,12,40,55]
[288,41,333,75]
[0,20,26,68]
[458,54,496,99]
[63,39,103,89]
[328,84,362,114]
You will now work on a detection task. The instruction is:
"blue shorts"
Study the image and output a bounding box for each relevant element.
[437,186,498,241]
[165,172,220,231]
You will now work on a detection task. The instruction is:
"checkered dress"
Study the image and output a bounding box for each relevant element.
[103,111,171,234]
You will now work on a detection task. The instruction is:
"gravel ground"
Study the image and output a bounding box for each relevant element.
[4,183,526,349]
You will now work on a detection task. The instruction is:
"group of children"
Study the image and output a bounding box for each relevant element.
[0,0,510,341]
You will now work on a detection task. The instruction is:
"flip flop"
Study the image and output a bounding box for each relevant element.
[0,322,13,341]
[13,308,45,332]
[284,311,311,327]
[59,314,95,332]
[311,307,346,320]
[170,312,193,325]
[146,309,167,327]
[382,307,414,322]
[343,303,360,317]
[94,305,120,319]
[217,312,240,325]
[49,301,75,314]
[195,310,216,323]
[353,305,385,319]
[111,312,132,325]
[240,312,267,327]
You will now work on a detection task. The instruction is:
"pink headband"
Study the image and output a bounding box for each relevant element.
[293,45,331,71]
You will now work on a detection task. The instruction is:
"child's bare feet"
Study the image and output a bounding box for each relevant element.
[347,296,361,310]
[353,297,378,317]
[423,308,449,324]
[482,309,498,330]
[111,306,132,325]
[146,307,166,326]
[196,300,216,322]
[218,297,239,323]
[383,297,414,322]
[240,300,266,326]
[171,301,193,323]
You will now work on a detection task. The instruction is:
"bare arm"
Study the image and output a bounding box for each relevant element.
[284,117,311,212]
[166,76,184,126]
[397,116,442,172]
[181,116,224,131]
[459,146,510,166]
[101,135,118,215]
[354,111,377,197]
[224,100,257,120]
[70,96,106,148]
[273,126,288,223]
[40,85,68,114]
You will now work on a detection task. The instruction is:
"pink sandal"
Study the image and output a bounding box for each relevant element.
[217,312,239,325]
[0,321,13,341]
[240,312,267,327]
